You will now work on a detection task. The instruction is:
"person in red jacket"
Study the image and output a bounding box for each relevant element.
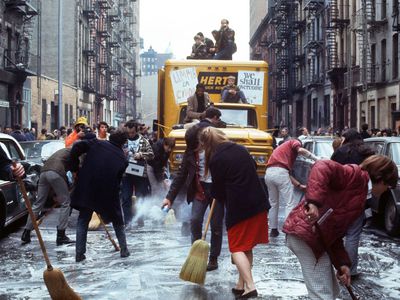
[283,155,398,300]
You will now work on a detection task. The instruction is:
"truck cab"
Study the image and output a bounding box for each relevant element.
[155,59,273,178]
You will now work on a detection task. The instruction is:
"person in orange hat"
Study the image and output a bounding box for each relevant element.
[65,117,89,148]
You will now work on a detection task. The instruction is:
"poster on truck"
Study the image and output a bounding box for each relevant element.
[237,71,264,105]
[170,67,198,104]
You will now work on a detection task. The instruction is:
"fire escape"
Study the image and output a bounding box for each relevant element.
[292,2,306,94]
[97,0,111,100]
[353,0,385,91]
[107,4,121,101]
[270,0,291,106]
[303,0,325,89]
[83,0,98,93]
[3,0,39,77]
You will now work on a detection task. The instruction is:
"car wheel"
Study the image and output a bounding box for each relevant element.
[384,196,400,236]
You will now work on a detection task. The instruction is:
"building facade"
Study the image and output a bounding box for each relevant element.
[0,0,38,128]
[10,0,141,132]
[250,0,400,134]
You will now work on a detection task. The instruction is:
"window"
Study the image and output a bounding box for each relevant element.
[388,143,400,165]
[393,34,398,79]
[381,39,386,81]
[324,95,330,127]
[64,103,68,126]
[42,99,47,126]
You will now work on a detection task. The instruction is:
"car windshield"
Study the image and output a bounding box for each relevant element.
[21,142,64,159]
[388,142,400,165]
[315,141,334,158]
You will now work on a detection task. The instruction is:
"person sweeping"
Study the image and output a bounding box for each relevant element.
[199,127,270,299]
[70,129,130,262]
[12,162,81,299]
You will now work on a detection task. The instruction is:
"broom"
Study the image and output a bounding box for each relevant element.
[96,213,120,252]
[179,198,216,285]
[88,212,101,230]
[14,165,81,300]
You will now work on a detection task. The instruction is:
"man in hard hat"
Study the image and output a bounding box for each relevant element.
[65,117,89,148]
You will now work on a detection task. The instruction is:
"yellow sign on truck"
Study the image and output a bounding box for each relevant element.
[155,59,273,178]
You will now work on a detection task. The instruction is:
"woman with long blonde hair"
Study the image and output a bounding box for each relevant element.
[200,127,270,299]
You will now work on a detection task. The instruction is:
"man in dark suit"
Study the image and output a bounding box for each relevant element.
[70,129,130,262]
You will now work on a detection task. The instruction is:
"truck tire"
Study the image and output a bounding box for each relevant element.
[384,196,400,236]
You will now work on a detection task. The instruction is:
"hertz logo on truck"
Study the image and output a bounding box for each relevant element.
[198,72,237,94]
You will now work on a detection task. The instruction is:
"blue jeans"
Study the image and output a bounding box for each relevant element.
[190,182,224,259]
[344,213,364,275]
[120,174,151,224]
[76,208,127,256]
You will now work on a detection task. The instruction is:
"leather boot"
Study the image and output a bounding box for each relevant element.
[21,229,31,244]
[114,224,130,258]
[56,229,75,246]
[207,256,218,271]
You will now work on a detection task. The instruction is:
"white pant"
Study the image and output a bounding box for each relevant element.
[286,234,340,300]
[264,167,296,229]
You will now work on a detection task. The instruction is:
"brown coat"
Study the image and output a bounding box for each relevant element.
[184,92,210,123]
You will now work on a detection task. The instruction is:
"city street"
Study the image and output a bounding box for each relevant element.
[0,197,399,300]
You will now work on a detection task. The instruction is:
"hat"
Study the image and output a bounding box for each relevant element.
[75,116,88,127]
[227,75,236,80]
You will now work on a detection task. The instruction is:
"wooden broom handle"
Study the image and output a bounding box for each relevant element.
[14,169,53,270]
[202,198,216,240]
[96,213,120,252]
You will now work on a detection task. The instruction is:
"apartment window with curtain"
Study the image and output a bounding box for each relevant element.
[393,34,398,79]
[381,0,386,19]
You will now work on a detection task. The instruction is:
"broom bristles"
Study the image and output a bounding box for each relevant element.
[179,239,209,285]
[88,212,101,230]
[43,268,82,300]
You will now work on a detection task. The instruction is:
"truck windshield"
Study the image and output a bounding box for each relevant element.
[219,108,257,127]
[179,107,257,128]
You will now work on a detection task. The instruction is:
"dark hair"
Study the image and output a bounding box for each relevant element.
[124,120,138,130]
[14,124,21,130]
[196,83,205,90]
[163,137,176,148]
[41,128,47,134]
[99,121,109,128]
[185,125,202,151]
[109,129,128,148]
[361,123,369,131]
[342,128,362,144]
[360,155,398,188]
[197,32,204,37]
[205,107,221,119]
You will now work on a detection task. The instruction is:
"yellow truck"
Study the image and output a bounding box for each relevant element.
[155,59,273,178]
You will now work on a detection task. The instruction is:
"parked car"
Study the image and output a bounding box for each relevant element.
[292,136,334,185]
[20,140,64,164]
[364,137,400,236]
[0,133,37,230]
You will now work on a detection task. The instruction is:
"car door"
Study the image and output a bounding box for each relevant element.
[0,139,27,216]
[0,142,20,220]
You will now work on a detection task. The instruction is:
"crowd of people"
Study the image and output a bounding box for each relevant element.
[1,110,399,299]
[187,18,237,60]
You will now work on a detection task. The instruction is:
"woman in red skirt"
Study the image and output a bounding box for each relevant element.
[200,127,270,299]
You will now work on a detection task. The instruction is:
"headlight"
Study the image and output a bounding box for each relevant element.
[252,155,266,164]
[174,153,184,163]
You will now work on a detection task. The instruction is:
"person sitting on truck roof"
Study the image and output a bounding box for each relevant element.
[184,83,211,123]
[221,75,248,103]
[213,19,236,60]
[197,32,216,58]
[187,35,208,60]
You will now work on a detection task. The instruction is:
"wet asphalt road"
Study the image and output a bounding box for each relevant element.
[0,197,399,300]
